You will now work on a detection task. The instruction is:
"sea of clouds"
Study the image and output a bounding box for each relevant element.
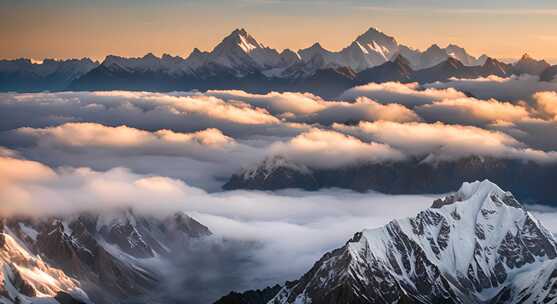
[1,75,557,302]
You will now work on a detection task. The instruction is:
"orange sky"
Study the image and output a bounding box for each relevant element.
[1,1,556,62]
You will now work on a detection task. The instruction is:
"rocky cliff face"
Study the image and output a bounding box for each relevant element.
[268,181,557,304]
[0,209,211,304]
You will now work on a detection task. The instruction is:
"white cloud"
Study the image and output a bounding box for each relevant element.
[14,123,239,159]
[269,128,405,169]
[334,121,557,163]
[92,91,280,125]
[0,91,290,139]
[0,154,438,302]
[293,97,421,125]
[534,91,557,120]
[416,97,531,125]
[424,75,557,102]
[198,90,327,115]
[340,82,466,106]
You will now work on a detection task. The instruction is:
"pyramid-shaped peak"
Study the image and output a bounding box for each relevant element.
[362,27,384,36]
[426,44,444,52]
[227,28,255,40]
[355,27,397,44]
[143,53,158,60]
[233,28,248,35]
[218,28,263,52]
[520,53,533,61]
[308,42,325,50]
[191,48,204,55]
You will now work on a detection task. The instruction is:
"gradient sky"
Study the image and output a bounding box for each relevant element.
[1,0,557,62]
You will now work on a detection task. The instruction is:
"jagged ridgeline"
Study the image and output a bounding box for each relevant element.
[1,28,555,98]
[216,181,557,304]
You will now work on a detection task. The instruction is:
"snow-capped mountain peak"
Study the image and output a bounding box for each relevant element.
[218,28,264,53]
[354,27,398,51]
[270,180,557,304]
[207,28,284,73]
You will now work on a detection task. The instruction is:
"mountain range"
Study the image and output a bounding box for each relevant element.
[224,155,557,206]
[217,180,557,304]
[1,28,556,98]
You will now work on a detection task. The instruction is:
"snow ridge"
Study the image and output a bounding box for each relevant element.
[270,180,557,304]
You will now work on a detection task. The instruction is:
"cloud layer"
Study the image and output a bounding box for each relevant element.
[1,76,557,301]
[0,154,437,302]
[4,154,557,303]
[1,76,557,191]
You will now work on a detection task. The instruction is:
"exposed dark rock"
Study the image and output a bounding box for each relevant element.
[214,285,282,304]
[54,291,87,304]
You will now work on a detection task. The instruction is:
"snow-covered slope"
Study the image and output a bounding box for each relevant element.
[1,210,211,304]
[0,225,90,304]
[270,180,557,304]
[297,27,399,73]
[204,28,283,74]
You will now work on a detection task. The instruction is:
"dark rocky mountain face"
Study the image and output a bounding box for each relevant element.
[541,65,557,82]
[0,210,211,304]
[214,285,283,304]
[411,57,512,83]
[261,181,557,304]
[224,155,557,206]
[513,54,551,76]
[355,55,413,85]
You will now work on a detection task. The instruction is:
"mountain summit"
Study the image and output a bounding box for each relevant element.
[207,28,284,73]
[266,180,557,303]
[513,53,551,76]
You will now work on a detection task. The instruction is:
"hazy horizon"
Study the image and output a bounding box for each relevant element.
[2,0,557,62]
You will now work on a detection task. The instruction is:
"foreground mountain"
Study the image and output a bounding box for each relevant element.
[268,180,557,303]
[224,155,557,206]
[223,180,557,304]
[3,27,551,97]
[0,209,210,303]
[0,224,89,303]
